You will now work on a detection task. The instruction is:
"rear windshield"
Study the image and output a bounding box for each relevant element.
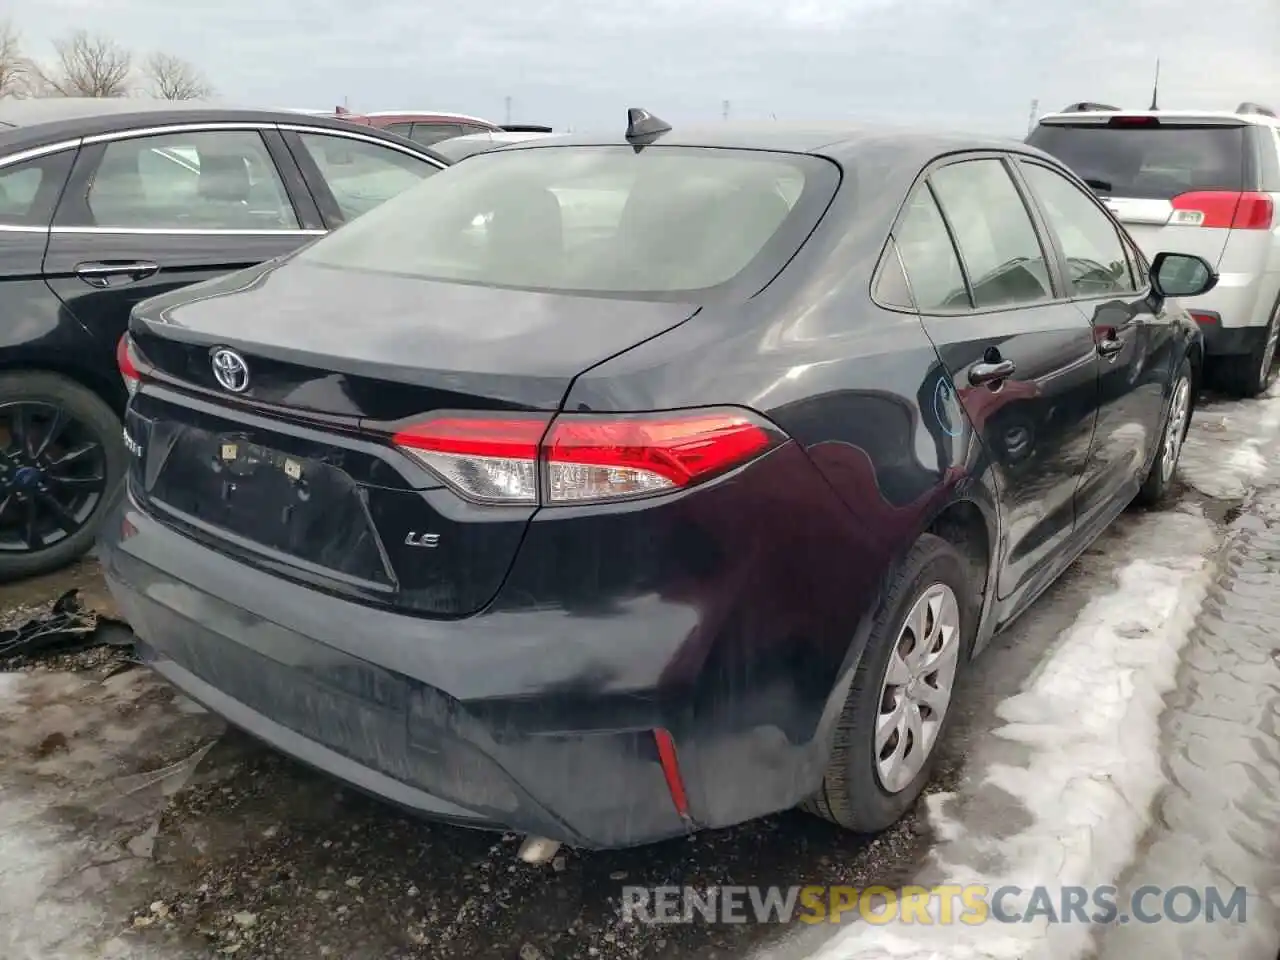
[1027,122,1246,199]
[295,144,839,301]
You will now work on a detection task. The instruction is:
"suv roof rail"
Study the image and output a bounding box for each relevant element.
[1060,102,1122,114]
[1236,101,1277,118]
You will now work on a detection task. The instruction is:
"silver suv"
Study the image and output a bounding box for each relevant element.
[1028,102,1280,396]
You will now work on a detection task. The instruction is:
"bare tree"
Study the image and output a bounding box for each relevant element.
[142,51,213,100]
[0,19,29,98]
[29,30,132,98]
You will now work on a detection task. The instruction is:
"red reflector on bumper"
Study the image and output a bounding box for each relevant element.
[653,728,691,820]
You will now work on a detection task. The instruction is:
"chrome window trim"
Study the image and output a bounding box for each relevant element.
[0,224,326,236]
[80,122,276,144]
[0,138,83,169]
[78,121,442,167]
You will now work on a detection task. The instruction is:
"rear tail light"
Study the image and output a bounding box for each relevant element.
[1108,116,1160,127]
[1170,191,1275,230]
[1189,311,1219,325]
[391,408,784,506]
[116,334,143,396]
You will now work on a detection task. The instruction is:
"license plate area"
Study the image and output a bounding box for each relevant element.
[148,425,393,585]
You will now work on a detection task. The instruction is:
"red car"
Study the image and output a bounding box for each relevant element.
[330,108,502,147]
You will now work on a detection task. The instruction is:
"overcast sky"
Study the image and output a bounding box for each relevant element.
[14,0,1280,134]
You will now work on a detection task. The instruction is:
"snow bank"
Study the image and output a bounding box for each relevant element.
[797,509,1216,960]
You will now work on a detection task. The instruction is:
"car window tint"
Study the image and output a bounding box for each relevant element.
[1027,123,1246,199]
[383,122,414,137]
[1020,162,1137,296]
[0,151,74,227]
[297,132,438,222]
[929,159,1054,309]
[295,145,837,301]
[87,131,298,230]
[893,188,968,310]
[410,124,465,146]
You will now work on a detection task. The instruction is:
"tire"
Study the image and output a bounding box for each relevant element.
[0,372,125,582]
[804,533,976,832]
[1135,356,1193,507]
[1215,299,1279,398]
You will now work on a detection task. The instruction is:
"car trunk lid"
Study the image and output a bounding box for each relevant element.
[124,260,699,617]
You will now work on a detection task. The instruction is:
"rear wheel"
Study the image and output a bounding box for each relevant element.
[0,372,124,582]
[805,534,974,832]
[1216,300,1279,398]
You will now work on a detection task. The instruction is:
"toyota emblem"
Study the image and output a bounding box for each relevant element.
[211,347,250,393]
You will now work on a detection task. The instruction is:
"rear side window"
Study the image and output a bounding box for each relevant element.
[893,188,967,310]
[296,132,438,222]
[295,145,839,302]
[1028,122,1247,199]
[929,159,1054,309]
[410,124,465,146]
[0,151,75,227]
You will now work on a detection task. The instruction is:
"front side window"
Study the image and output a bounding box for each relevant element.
[294,144,838,301]
[1020,161,1137,297]
[296,132,438,222]
[86,131,298,230]
[929,159,1054,309]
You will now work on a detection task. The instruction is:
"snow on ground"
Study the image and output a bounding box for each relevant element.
[759,385,1280,960]
[781,508,1218,960]
[0,669,221,960]
[1179,380,1280,499]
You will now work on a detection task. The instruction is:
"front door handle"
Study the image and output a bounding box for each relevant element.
[1097,335,1126,358]
[969,358,1016,386]
[74,261,160,288]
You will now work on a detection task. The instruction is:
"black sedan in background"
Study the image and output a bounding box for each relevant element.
[102,113,1214,850]
[0,98,445,579]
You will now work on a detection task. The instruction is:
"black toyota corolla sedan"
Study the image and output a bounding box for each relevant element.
[0,98,446,579]
[102,111,1215,854]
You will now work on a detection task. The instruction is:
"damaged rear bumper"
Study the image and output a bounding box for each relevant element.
[101,498,695,849]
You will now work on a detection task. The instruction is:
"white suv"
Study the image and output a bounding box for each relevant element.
[1028,102,1280,396]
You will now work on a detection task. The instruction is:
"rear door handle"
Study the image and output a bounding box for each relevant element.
[1097,336,1126,358]
[74,261,160,288]
[969,358,1016,386]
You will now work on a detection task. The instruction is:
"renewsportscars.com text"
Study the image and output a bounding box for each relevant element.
[620,884,1248,926]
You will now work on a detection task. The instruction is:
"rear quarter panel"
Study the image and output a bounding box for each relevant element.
[546,149,1001,820]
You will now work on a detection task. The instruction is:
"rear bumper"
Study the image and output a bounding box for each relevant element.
[104,502,689,847]
[1192,310,1270,358]
[102,440,876,847]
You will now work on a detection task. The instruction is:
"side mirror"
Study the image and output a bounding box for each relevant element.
[1150,252,1218,298]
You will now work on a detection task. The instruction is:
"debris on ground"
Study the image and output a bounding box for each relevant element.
[0,587,135,670]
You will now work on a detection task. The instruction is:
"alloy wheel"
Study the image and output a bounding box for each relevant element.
[0,401,109,554]
[1160,374,1192,484]
[875,582,961,794]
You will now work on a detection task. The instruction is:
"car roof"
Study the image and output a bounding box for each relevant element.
[361,110,497,126]
[0,98,448,158]
[478,121,1049,166]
